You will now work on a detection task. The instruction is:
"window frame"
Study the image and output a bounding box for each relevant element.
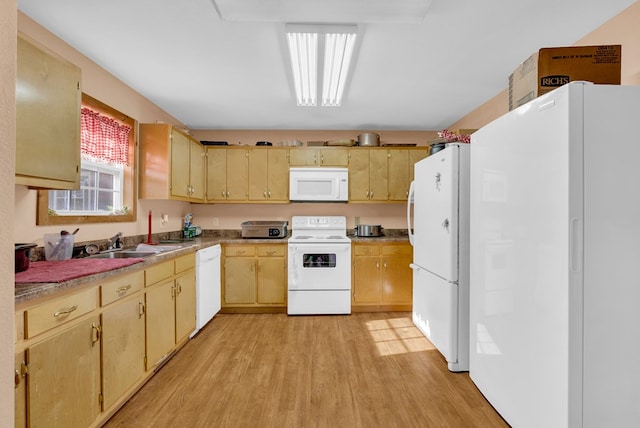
[36,93,137,225]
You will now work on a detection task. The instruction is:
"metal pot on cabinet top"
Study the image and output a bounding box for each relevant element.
[357,133,380,147]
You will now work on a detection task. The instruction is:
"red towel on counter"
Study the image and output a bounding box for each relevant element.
[15,258,144,284]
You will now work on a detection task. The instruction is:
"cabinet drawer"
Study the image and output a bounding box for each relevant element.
[101,270,144,306]
[175,253,195,273]
[381,244,412,257]
[25,287,97,338]
[225,245,256,257]
[354,245,380,256]
[257,245,285,257]
[146,261,173,287]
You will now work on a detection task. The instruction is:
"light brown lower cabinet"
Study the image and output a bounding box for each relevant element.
[222,243,287,311]
[352,242,413,311]
[27,316,102,428]
[145,255,196,370]
[101,294,146,410]
[15,352,26,428]
[14,251,197,428]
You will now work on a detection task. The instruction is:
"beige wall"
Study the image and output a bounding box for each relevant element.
[2,0,16,425]
[449,1,640,131]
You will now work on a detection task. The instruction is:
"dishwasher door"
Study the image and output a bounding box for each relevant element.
[192,244,221,337]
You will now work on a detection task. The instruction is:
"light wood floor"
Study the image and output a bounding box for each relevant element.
[103,312,508,428]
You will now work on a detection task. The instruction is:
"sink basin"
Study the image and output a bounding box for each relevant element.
[88,251,157,259]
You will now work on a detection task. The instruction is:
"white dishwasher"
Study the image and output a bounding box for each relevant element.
[191,244,221,337]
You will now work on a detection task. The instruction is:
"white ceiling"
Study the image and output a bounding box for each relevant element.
[17,0,635,131]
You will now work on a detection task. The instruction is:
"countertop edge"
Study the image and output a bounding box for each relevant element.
[15,235,410,304]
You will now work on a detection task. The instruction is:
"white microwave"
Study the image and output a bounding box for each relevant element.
[289,167,348,202]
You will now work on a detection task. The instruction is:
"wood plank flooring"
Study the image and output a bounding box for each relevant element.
[103,313,508,428]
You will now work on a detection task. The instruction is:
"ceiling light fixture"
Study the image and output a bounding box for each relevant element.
[285,24,359,107]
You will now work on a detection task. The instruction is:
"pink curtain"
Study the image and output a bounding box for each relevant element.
[81,108,131,165]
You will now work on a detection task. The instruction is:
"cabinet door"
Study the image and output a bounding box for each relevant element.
[248,149,269,200]
[206,148,227,201]
[101,295,145,410]
[28,316,101,428]
[289,148,317,166]
[409,148,430,183]
[382,255,413,303]
[368,149,389,201]
[257,257,286,304]
[353,257,381,303]
[224,258,256,304]
[226,149,249,201]
[388,149,411,201]
[348,149,371,201]
[170,129,191,199]
[16,36,81,189]
[15,352,26,428]
[146,280,176,369]
[320,148,349,166]
[266,148,289,201]
[190,139,205,201]
[175,270,196,342]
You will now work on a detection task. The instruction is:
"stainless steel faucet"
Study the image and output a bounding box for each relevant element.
[108,232,123,250]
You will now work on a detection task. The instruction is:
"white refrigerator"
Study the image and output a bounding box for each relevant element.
[470,81,640,427]
[407,142,470,372]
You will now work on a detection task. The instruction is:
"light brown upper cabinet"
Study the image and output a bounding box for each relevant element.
[348,148,389,202]
[388,148,430,201]
[248,148,289,202]
[16,34,81,190]
[206,147,250,202]
[139,124,205,202]
[289,147,349,166]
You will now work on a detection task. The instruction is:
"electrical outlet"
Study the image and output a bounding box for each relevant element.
[355,216,360,225]
[212,217,220,227]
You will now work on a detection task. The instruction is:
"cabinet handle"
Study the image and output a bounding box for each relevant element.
[383,261,387,270]
[226,191,230,197]
[91,322,101,347]
[268,191,272,198]
[365,190,369,197]
[321,155,324,164]
[221,190,226,197]
[370,190,374,198]
[171,285,176,299]
[116,284,132,293]
[267,250,276,256]
[263,191,267,198]
[14,370,20,388]
[236,250,246,255]
[53,305,78,318]
[376,261,380,269]
[176,282,183,295]
[138,301,145,318]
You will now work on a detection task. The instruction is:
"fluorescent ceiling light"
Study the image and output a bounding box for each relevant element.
[286,24,358,107]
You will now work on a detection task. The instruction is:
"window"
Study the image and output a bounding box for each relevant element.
[37,94,136,225]
[49,158,124,215]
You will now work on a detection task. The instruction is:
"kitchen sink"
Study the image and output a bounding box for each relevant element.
[88,243,185,259]
[88,250,157,259]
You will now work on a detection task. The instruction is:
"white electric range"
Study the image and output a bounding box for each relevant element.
[287,216,351,315]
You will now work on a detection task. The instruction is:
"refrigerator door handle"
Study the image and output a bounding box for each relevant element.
[407,180,415,246]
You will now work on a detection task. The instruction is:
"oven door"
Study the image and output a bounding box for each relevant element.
[288,243,351,290]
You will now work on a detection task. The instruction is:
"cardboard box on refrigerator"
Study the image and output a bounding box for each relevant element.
[508,45,621,110]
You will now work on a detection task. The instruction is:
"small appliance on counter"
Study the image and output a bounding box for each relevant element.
[354,224,384,237]
[241,221,288,238]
